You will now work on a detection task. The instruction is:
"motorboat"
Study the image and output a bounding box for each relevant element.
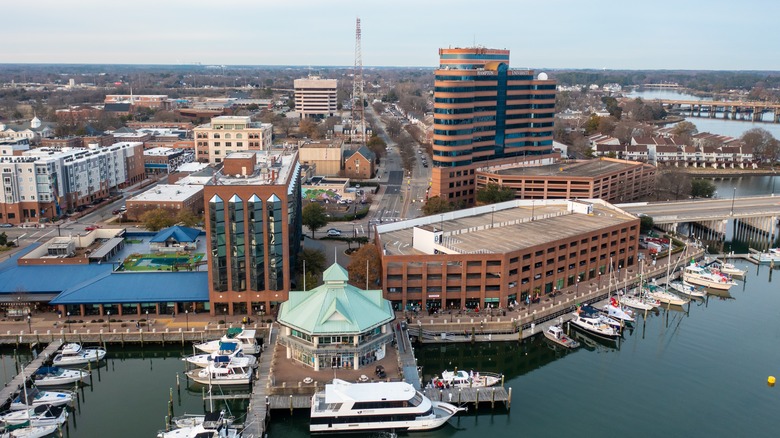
[0,424,58,438]
[171,411,235,429]
[578,305,622,331]
[645,285,689,306]
[310,379,464,433]
[51,343,106,367]
[0,404,68,427]
[183,342,256,369]
[667,280,706,298]
[714,261,746,278]
[543,324,580,349]
[32,367,89,387]
[431,369,501,389]
[683,264,736,290]
[10,386,73,410]
[158,411,240,438]
[194,328,261,355]
[184,356,254,386]
[570,307,620,339]
[749,248,780,265]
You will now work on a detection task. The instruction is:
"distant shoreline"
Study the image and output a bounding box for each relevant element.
[659,167,778,178]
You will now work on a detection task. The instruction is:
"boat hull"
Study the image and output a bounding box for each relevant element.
[543,330,580,349]
[310,402,458,433]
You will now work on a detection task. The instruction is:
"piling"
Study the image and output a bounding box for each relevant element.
[475,388,479,410]
[491,388,495,408]
[507,387,512,410]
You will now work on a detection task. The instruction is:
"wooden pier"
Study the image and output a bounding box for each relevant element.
[423,386,511,410]
[0,340,63,408]
[242,323,276,438]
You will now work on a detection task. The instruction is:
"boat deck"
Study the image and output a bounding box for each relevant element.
[0,340,63,408]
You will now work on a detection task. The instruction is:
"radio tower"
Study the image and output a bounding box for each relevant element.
[352,17,366,145]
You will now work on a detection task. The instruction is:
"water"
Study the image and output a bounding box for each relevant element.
[269,264,780,438]
[627,89,780,139]
[0,346,247,438]
[710,175,779,198]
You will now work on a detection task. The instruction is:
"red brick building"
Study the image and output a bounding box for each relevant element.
[343,146,375,180]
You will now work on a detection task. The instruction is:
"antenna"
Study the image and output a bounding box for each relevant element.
[352,17,366,146]
[334,246,337,265]
[366,260,369,290]
[303,260,307,291]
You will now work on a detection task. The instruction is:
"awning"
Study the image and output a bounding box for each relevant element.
[0,293,59,305]
[89,237,125,260]
[484,298,499,303]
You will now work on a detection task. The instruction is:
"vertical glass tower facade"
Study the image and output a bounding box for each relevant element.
[432,47,557,205]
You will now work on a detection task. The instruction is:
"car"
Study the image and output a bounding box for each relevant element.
[112,209,121,215]
[0,223,13,228]
[84,226,100,231]
[326,229,342,237]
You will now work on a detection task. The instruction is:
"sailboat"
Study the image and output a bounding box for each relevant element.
[0,368,60,438]
[603,260,635,324]
[646,251,689,306]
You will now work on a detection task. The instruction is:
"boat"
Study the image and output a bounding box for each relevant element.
[194,328,261,355]
[749,248,780,265]
[602,297,635,324]
[683,264,736,290]
[579,305,622,331]
[0,424,58,438]
[51,344,106,367]
[158,411,240,438]
[31,367,89,387]
[619,287,660,311]
[10,386,73,410]
[310,379,464,433]
[570,307,620,339]
[714,261,746,278]
[184,356,254,386]
[667,280,706,298]
[431,369,501,388]
[0,404,67,427]
[543,324,580,349]
[183,342,256,369]
[645,284,689,306]
[171,411,235,429]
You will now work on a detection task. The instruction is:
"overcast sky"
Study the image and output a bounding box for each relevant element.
[3,0,779,70]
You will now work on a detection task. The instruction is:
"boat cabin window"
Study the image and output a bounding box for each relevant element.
[353,400,406,409]
[409,393,424,407]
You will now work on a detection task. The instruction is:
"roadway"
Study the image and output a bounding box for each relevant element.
[618,195,780,223]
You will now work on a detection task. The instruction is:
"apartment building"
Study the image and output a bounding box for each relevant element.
[193,116,273,164]
[294,77,338,119]
[432,47,558,205]
[204,150,302,316]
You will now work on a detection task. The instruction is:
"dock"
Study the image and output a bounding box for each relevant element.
[0,340,62,408]
[423,386,511,410]
[394,322,422,390]
[242,323,276,438]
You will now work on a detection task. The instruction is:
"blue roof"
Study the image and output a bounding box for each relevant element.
[0,244,114,294]
[51,271,209,304]
[150,226,202,243]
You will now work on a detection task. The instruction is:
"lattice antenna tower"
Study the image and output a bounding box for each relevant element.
[352,17,366,145]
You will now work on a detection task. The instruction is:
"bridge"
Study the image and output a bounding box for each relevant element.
[652,99,780,123]
[619,196,780,249]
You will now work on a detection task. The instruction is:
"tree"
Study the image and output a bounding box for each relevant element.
[297,248,327,290]
[0,232,7,247]
[140,208,177,231]
[347,244,382,289]
[176,210,201,228]
[476,183,515,205]
[657,170,691,200]
[690,179,716,198]
[671,121,698,137]
[422,196,454,216]
[741,128,779,163]
[639,215,654,233]
[302,202,328,238]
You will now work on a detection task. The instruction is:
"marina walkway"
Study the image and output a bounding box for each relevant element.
[0,340,62,407]
[423,386,511,410]
[242,323,276,438]
[394,323,422,390]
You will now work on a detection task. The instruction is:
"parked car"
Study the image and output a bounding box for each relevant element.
[0,223,13,228]
[112,209,121,215]
[84,225,100,231]
[326,229,342,237]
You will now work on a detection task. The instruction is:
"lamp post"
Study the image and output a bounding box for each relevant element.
[66,312,71,333]
[576,277,580,295]
[146,310,149,327]
[730,187,736,215]
[107,310,111,332]
[185,309,189,331]
[27,315,31,333]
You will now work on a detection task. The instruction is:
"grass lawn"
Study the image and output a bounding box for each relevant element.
[123,252,205,271]
[125,239,143,244]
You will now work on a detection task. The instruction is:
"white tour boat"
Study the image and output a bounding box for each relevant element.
[184,342,256,369]
[158,411,240,438]
[543,324,580,349]
[667,280,707,298]
[683,264,736,290]
[10,386,73,411]
[310,379,464,433]
[31,367,89,387]
[569,307,620,339]
[194,328,261,355]
[0,404,68,427]
[0,424,58,438]
[185,356,254,386]
[431,369,501,389]
[51,344,106,367]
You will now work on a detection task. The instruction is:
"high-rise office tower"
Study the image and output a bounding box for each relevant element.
[432,47,557,205]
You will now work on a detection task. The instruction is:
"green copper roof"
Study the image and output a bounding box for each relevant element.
[278,263,394,335]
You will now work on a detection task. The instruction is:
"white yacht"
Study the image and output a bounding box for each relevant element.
[185,356,254,386]
[683,264,736,290]
[0,424,58,438]
[31,367,89,387]
[0,404,68,427]
[51,343,106,367]
[194,328,261,355]
[602,298,635,324]
[667,280,707,298]
[646,285,689,306]
[619,290,660,311]
[570,308,620,340]
[158,411,239,438]
[714,261,746,278]
[183,342,256,369]
[10,386,73,411]
[310,379,463,433]
[432,370,501,389]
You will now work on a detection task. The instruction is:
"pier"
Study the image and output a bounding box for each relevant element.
[0,340,62,407]
[423,386,511,410]
[242,323,276,438]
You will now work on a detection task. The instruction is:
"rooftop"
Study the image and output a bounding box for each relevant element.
[143,147,181,157]
[377,199,637,256]
[209,150,299,187]
[484,159,642,179]
[128,184,203,202]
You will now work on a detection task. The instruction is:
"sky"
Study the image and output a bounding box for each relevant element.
[3,0,780,71]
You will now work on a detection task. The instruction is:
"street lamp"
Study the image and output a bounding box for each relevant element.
[185,309,189,331]
[66,312,71,333]
[145,310,149,326]
[107,310,111,332]
[27,315,31,333]
[730,187,736,215]
[576,277,580,294]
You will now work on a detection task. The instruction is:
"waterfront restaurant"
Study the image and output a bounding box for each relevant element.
[277,263,395,371]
